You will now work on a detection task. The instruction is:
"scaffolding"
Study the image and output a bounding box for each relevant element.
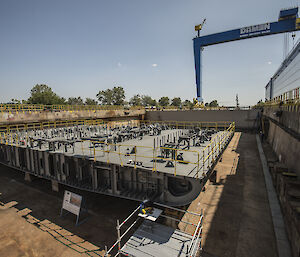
[100,202,204,257]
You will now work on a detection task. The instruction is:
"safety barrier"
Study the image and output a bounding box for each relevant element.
[0,104,144,113]
[140,120,232,130]
[0,118,105,133]
[72,122,235,177]
[0,103,252,113]
[0,119,231,133]
[257,95,300,109]
[0,120,234,177]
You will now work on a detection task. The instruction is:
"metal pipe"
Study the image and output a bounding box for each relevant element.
[117,220,121,253]
[119,218,139,241]
[119,206,140,228]
[188,218,202,253]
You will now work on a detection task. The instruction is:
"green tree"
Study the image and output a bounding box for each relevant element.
[67,97,84,105]
[171,97,181,107]
[141,95,157,107]
[27,84,65,105]
[85,98,98,105]
[129,94,142,106]
[96,86,125,105]
[209,100,218,107]
[183,99,193,109]
[158,96,169,107]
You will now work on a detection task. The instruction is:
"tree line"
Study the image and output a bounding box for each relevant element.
[10,84,218,108]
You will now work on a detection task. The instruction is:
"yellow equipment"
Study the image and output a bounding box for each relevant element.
[195,18,206,37]
[141,207,154,215]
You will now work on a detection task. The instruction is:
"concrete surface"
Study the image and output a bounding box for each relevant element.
[146,110,259,130]
[27,128,225,178]
[0,109,145,125]
[263,106,300,135]
[267,120,300,177]
[179,132,278,257]
[262,140,300,257]
[256,134,291,257]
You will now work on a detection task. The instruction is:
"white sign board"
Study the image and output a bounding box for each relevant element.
[62,190,82,216]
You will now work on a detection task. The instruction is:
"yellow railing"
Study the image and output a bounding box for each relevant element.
[0,118,105,133]
[77,121,235,177]
[140,120,232,130]
[255,97,300,109]
[0,120,235,177]
[0,119,231,133]
[0,104,145,113]
[200,122,235,174]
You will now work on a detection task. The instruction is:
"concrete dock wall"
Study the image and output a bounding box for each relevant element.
[146,110,259,129]
[0,109,145,125]
[264,106,300,135]
[267,119,300,177]
[1,109,260,130]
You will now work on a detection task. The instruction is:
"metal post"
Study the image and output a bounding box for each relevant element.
[119,145,123,166]
[173,149,177,176]
[197,152,199,178]
[218,135,221,155]
[93,144,96,162]
[134,147,137,169]
[202,150,204,172]
[107,143,110,163]
[117,219,121,254]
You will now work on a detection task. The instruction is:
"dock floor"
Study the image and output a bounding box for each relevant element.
[179,132,279,257]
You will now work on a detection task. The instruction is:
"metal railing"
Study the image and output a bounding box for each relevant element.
[0,119,231,133]
[140,120,232,130]
[0,120,235,178]
[100,203,204,257]
[72,122,234,177]
[0,118,104,133]
[0,103,253,113]
[0,104,144,113]
[89,131,232,177]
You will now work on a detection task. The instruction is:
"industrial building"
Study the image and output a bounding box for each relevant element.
[265,39,300,101]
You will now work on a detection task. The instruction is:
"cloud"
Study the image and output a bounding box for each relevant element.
[267,61,272,65]
[152,63,158,67]
[117,62,122,67]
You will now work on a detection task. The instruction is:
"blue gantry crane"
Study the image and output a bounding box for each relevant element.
[193,7,300,102]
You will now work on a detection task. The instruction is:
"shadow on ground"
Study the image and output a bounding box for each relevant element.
[0,164,137,251]
[201,133,278,257]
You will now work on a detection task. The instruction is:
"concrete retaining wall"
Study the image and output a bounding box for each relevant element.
[267,120,300,177]
[264,106,300,135]
[0,109,146,125]
[145,110,259,129]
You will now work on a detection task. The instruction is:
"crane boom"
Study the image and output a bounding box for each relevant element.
[193,7,300,102]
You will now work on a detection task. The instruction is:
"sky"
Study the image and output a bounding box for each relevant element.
[0,0,299,106]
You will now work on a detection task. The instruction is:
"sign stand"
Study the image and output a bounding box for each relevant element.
[60,190,88,226]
